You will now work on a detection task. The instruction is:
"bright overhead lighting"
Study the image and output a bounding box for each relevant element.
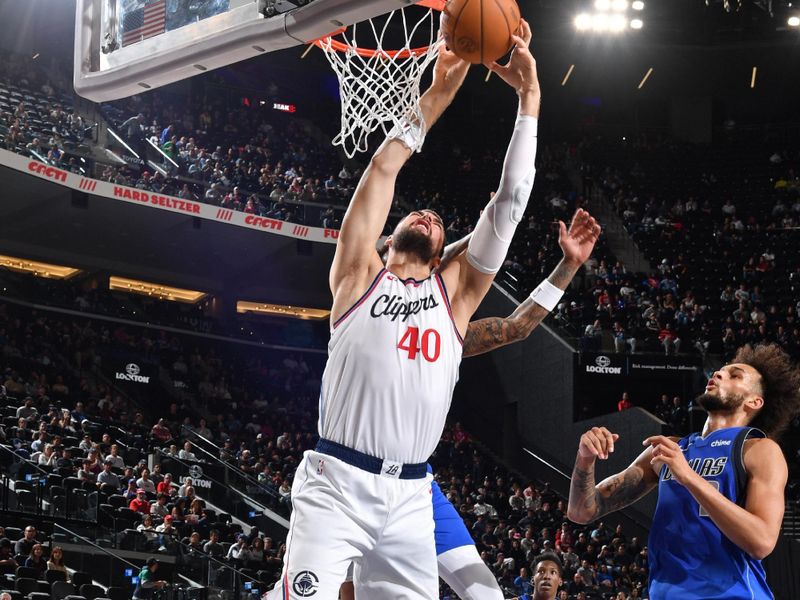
[612,0,629,11]
[109,276,207,303]
[0,255,80,279]
[632,0,645,10]
[609,14,627,31]
[750,66,757,89]
[638,67,654,89]
[788,16,800,26]
[575,13,592,30]
[592,13,609,30]
[630,18,644,28]
[236,301,330,320]
[562,64,576,86]
[595,0,611,11]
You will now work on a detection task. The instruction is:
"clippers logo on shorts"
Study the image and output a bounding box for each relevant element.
[292,571,319,597]
[370,293,440,322]
[317,459,325,475]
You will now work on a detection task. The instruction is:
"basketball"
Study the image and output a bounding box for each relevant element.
[440,0,522,64]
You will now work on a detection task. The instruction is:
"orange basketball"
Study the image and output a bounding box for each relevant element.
[440,0,522,65]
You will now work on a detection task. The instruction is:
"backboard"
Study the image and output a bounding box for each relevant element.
[74,0,421,102]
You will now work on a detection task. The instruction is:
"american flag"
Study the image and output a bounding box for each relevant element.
[122,0,167,47]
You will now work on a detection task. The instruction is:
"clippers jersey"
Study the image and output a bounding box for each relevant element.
[649,426,773,600]
[319,268,463,464]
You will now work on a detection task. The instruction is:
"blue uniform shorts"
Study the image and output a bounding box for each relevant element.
[431,479,475,555]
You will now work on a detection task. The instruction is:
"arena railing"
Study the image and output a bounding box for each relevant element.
[155,442,288,535]
[179,426,281,499]
[0,444,98,523]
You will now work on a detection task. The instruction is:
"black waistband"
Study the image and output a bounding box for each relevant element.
[315,438,427,480]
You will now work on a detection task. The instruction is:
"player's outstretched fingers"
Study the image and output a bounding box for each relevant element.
[519,19,532,45]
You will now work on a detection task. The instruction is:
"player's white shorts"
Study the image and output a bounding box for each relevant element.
[267,448,437,600]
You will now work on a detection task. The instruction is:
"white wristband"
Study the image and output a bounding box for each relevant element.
[387,111,427,153]
[529,279,564,312]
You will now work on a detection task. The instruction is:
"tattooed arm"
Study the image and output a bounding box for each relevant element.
[567,427,660,524]
[460,208,601,358]
[462,257,580,357]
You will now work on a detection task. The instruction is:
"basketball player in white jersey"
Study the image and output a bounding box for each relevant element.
[340,208,601,600]
[269,20,546,600]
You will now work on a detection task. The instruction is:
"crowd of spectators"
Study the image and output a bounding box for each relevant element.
[0,51,93,168]
[98,83,377,229]
[583,135,800,361]
[431,425,649,599]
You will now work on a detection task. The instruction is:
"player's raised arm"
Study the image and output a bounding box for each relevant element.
[329,46,469,304]
[439,20,541,330]
[461,209,600,357]
[567,427,660,524]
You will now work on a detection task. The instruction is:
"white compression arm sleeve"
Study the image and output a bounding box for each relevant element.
[466,114,538,274]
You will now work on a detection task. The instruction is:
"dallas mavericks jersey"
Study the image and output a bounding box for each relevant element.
[649,426,773,600]
[318,268,463,464]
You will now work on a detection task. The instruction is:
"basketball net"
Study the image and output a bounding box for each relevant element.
[315,1,445,158]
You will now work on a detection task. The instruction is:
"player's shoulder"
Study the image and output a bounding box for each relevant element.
[743,436,786,470]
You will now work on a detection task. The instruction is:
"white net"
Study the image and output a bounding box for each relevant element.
[317,5,444,158]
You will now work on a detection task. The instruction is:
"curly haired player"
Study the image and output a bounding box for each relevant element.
[567,343,800,599]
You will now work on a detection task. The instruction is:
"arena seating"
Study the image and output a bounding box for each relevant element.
[584,136,800,360]
[1,45,800,599]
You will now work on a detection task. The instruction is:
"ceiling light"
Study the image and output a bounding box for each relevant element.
[0,255,80,279]
[612,0,629,11]
[595,0,611,11]
[236,301,330,320]
[630,18,644,28]
[575,13,592,30]
[788,15,800,26]
[609,14,627,31]
[592,13,610,30]
[109,276,207,303]
[632,0,645,9]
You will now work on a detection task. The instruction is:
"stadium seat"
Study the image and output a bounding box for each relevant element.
[14,578,38,596]
[28,592,50,600]
[78,584,105,600]
[104,586,129,600]
[45,569,67,584]
[14,567,39,580]
[106,495,127,510]
[69,573,92,589]
[51,580,76,600]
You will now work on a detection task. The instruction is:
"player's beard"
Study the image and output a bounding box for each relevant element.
[696,390,746,413]
[392,226,437,264]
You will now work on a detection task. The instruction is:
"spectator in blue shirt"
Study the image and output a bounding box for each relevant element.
[514,567,533,595]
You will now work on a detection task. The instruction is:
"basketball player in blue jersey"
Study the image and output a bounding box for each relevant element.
[269,20,554,600]
[340,209,601,600]
[567,343,800,600]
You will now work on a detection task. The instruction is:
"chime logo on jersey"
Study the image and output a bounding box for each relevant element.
[662,456,728,481]
[370,293,440,322]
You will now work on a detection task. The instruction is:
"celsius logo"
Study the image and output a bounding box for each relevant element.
[711,440,731,447]
[116,363,150,383]
[586,355,622,375]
